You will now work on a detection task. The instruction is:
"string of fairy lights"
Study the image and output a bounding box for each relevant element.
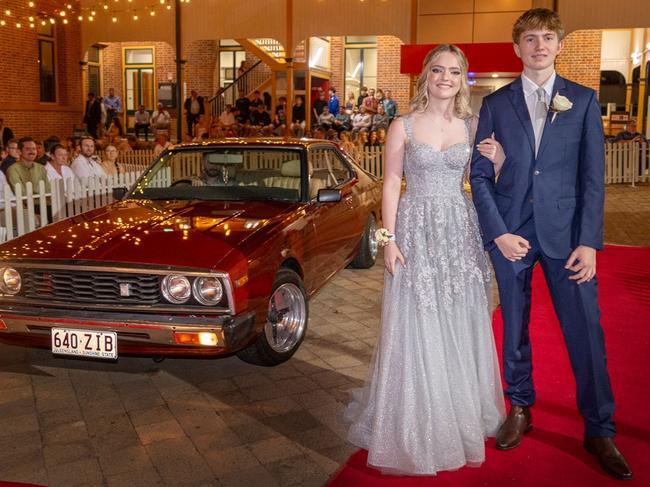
[0,0,190,30]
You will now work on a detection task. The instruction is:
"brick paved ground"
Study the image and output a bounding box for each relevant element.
[1,184,648,487]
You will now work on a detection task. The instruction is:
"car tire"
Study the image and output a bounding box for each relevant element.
[350,213,378,269]
[237,268,309,366]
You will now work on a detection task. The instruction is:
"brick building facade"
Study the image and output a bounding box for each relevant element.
[329,36,411,116]
[556,29,603,95]
[0,1,608,145]
[0,0,83,141]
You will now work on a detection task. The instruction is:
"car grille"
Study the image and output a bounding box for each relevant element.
[20,269,161,305]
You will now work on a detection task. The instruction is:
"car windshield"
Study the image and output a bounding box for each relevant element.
[128,147,305,201]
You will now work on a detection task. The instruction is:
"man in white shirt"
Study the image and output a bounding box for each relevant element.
[134,105,151,141]
[152,133,173,157]
[45,144,75,190]
[0,168,14,210]
[71,137,106,179]
[151,102,171,134]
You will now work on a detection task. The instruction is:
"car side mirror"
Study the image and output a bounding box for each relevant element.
[112,187,128,200]
[317,188,342,203]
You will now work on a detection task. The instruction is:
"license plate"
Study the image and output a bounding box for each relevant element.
[51,328,118,360]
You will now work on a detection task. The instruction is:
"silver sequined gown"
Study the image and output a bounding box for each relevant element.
[345,115,505,476]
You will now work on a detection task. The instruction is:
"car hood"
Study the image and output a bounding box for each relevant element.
[0,199,298,270]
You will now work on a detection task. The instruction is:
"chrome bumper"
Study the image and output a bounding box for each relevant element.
[0,307,257,351]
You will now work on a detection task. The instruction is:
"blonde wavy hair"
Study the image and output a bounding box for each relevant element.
[409,44,472,119]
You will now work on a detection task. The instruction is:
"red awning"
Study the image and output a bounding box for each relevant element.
[400,43,522,75]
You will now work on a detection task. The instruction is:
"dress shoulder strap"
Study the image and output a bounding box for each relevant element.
[401,114,413,140]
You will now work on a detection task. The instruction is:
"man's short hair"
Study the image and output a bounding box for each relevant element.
[80,135,95,145]
[49,143,65,155]
[88,92,95,98]
[512,8,565,43]
[43,137,60,153]
[18,136,35,150]
[6,138,18,147]
[330,87,336,93]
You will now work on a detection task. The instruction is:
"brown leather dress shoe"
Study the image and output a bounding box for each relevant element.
[495,405,532,450]
[583,437,633,480]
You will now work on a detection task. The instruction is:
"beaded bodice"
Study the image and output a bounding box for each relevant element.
[401,115,472,198]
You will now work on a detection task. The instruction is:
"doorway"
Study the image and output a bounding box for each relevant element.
[123,47,155,134]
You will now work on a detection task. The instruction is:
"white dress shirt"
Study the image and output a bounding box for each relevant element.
[45,162,75,190]
[0,170,15,209]
[151,109,171,128]
[521,71,556,124]
[71,155,106,179]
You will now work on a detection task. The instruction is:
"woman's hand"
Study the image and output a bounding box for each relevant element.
[477,134,505,175]
[384,242,406,275]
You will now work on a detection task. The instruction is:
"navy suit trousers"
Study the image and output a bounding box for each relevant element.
[489,217,616,438]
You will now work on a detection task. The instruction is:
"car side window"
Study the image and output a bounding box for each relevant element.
[308,147,353,193]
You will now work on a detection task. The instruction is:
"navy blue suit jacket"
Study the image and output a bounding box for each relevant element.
[469,75,605,260]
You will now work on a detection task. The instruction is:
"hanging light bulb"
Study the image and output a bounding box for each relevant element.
[91,10,96,16]
[49,17,55,24]
[150,10,155,16]
[88,15,94,21]
[28,16,34,21]
[77,15,83,21]
[59,10,66,17]
[63,18,68,24]
[42,19,47,25]
[104,4,109,10]
[0,20,5,26]
[29,1,35,7]
[30,22,35,28]
[133,14,138,20]
[166,4,171,9]
[67,4,73,9]
[16,22,21,28]
[112,16,117,22]
[5,10,11,16]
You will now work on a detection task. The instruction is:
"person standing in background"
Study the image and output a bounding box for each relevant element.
[83,93,102,139]
[328,88,340,116]
[183,90,205,137]
[103,88,123,129]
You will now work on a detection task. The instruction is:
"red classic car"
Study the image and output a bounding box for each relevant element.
[0,139,382,365]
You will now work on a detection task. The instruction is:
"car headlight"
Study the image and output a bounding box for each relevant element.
[161,275,191,304]
[192,276,223,306]
[0,268,21,295]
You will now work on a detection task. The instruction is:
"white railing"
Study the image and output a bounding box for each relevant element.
[0,171,144,243]
[0,143,642,243]
[604,141,649,185]
[101,142,650,185]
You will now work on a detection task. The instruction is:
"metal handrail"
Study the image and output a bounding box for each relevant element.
[209,60,269,119]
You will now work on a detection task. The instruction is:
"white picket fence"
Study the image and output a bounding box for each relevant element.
[0,143,644,244]
[0,171,144,243]
[103,143,648,185]
[604,142,650,185]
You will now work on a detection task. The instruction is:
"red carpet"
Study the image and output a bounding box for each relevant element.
[329,245,650,487]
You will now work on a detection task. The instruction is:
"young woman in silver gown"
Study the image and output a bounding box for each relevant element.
[345,44,506,476]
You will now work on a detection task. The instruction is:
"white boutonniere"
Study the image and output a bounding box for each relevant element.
[550,92,573,123]
[375,228,395,247]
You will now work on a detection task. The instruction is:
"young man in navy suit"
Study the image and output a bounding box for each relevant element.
[470,8,632,480]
